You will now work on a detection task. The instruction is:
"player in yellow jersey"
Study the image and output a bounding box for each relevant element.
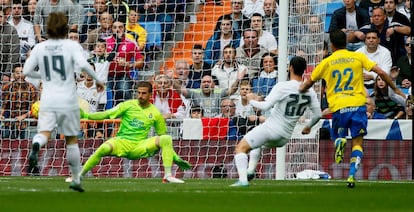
[299,30,406,188]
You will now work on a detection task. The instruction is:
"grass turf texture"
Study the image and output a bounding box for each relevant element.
[1,177,414,211]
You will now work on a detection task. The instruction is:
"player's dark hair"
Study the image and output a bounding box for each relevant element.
[137,81,153,93]
[289,56,307,76]
[47,12,69,39]
[329,30,346,49]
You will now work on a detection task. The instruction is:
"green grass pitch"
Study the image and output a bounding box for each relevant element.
[1,177,414,212]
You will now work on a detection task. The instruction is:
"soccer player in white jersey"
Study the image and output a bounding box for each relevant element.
[230,56,322,187]
[23,12,105,192]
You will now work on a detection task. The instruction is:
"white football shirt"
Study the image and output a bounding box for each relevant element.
[23,39,99,111]
[249,80,321,138]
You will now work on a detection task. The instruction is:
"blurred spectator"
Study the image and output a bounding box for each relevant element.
[173,75,242,117]
[23,0,36,23]
[240,13,277,54]
[125,6,147,52]
[70,0,84,32]
[68,30,90,59]
[217,0,250,35]
[174,59,190,87]
[288,0,311,55]
[366,96,387,119]
[87,38,115,83]
[105,21,144,106]
[0,64,37,139]
[299,14,327,64]
[0,0,10,18]
[0,5,20,82]
[372,75,406,119]
[355,29,392,89]
[190,105,204,118]
[212,45,248,99]
[188,44,212,89]
[396,36,412,88]
[204,14,241,66]
[106,0,129,23]
[397,0,410,20]
[359,7,408,64]
[236,28,268,79]
[173,59,192,116]
[252,52,277,96]
[242,0,265,18]
[384,0,411,59]
[233,80,265,135]
[77,64,106,138]
[263,0,278,41]
[79,0,108,42]
[215,98,236,118]
[406,94,413,119]
[33,0,80,42]
[138,0,174,42]
[151,74,186,119]
[7,0,34,63]
[82,11,113,51]
[76,64,106,113]
[359,0,384,16]
[328,0,369,51]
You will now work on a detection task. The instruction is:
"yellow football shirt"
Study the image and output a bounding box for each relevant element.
[311,49,376,112]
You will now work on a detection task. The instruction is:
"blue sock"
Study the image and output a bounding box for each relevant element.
[349,145,363,177]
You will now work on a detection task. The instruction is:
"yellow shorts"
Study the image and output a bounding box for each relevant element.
[105,136,159,160]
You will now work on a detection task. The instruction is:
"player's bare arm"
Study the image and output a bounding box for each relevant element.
[299,79,315,93]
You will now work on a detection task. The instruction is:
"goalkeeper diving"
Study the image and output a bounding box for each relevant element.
[75,81,191,183]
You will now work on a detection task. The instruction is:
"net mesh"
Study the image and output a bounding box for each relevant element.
[3,1,410,180]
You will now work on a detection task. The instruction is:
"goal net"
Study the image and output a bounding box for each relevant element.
[0,0,328,179]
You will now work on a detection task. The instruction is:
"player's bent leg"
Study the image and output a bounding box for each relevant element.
[28,133,49,175]
[157,135,188,183]
[80,142,112,176]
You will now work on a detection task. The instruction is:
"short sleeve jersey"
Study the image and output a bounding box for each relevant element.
[310,49,376,112]
[23,39,86,111]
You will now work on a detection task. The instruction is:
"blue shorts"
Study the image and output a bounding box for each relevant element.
[331,106,367,140]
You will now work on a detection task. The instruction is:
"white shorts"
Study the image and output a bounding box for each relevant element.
[244,124,289,149]
[37,109,80,136]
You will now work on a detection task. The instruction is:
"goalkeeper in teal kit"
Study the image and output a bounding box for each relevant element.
[79,81,191,183]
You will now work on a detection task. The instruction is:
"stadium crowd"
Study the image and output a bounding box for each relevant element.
[0,0,412,140]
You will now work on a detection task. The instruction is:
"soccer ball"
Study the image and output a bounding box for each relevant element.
[30,101,40,118]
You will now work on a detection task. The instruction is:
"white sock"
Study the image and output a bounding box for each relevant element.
[234,153,248,183]
[66,144,82,184]
[247,148,261,174]
[32,133,48,147]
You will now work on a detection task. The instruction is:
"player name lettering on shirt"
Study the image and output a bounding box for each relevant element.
[45,45,63,52]
[330,57,355,65]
